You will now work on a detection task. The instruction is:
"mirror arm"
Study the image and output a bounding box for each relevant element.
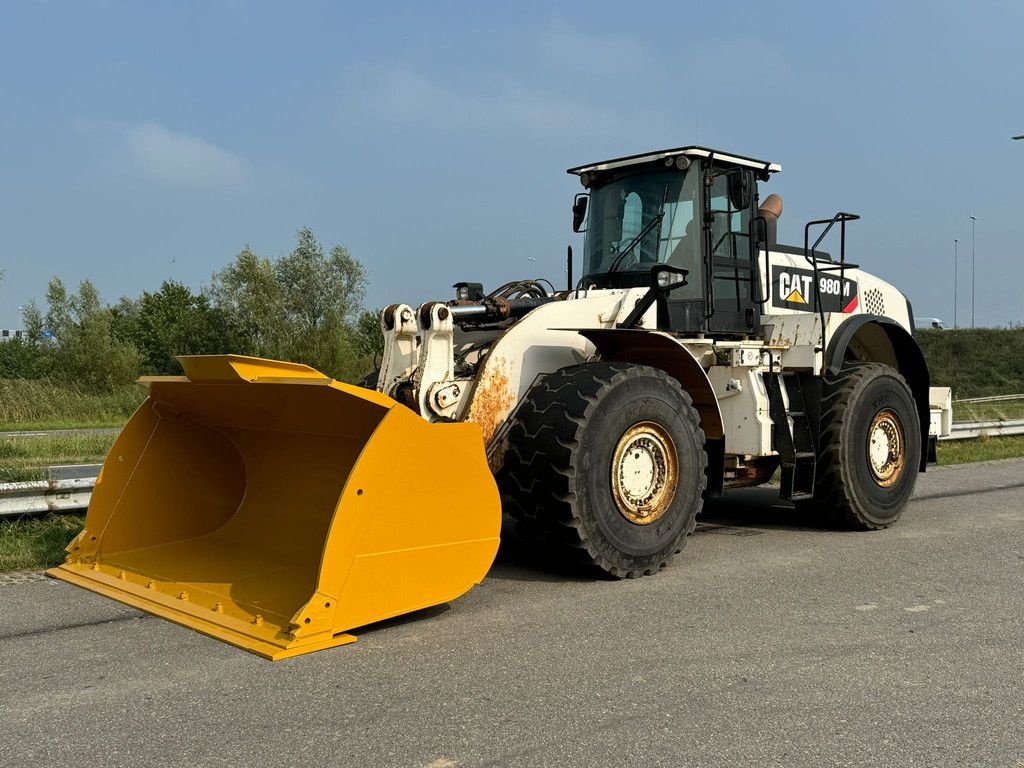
[749,215,770,306]
[618,267,689,329]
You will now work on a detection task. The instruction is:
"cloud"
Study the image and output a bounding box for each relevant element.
[540,21,656,76]
[344,64,667,142]
[119,122,254,189]
[341,23,789,150]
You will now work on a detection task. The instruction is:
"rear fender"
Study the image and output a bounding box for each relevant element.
[825,316,931,471]
[577,329,725,496]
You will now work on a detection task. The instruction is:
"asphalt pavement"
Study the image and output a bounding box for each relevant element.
[1,459,1021,767]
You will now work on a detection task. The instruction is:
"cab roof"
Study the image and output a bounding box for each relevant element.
[567,145,781,176]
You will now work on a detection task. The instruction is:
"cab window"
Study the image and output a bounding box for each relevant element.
[708,173,753,313]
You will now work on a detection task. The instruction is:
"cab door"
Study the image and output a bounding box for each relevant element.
[703,165,759,334]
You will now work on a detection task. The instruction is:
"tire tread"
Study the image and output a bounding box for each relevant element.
[498,362,707,577]
[810,362,917,530]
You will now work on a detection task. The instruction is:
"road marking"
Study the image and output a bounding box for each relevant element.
[0,428,120,439]
[695,523,766,537]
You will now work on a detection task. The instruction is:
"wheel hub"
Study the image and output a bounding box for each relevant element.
[867,408,906,487]
[611,421,678,525]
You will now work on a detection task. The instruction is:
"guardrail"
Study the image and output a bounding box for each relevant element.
[0,464,102,518]
[2,416,1022,518]
[954,394,1024,404]
[940,418,1024,441]
[0,476,95,517]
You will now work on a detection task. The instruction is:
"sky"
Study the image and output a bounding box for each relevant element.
[1,0,1022,329]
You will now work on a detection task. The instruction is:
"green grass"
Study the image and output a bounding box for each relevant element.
[0,514,84,572]
[0,433,117,482]
[0,378,143,431]
[918,327,1024,398]
[935,435,1024,465]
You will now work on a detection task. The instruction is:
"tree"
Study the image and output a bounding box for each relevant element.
[276,228,366,332]
[1,229,375,388]
[2,300,55,378]
[109,295,141,350]
[0,337,44,378]
[354,309,384,367]
[21,300,46,344]
[209,228,369,380]
[133,281,239,375]
[207,246,284,358]
[40,278,141,391]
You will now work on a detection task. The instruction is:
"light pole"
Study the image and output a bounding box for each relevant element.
[970,215,977,328]
[953,238,958,329]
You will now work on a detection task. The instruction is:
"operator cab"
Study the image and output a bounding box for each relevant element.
[568,146,780,336]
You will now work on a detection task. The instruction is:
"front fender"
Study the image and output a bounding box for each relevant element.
[577,328,725,495]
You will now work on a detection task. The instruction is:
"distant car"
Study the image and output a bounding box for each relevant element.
[915,317,946,330]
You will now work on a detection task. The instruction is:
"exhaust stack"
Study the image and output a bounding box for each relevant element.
[758,193,784,246]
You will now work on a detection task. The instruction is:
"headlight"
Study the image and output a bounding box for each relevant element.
[452,282,484,301]
[656,270,685,288]
[652,266,689,291]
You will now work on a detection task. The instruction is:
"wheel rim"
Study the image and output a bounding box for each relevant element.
[611,421,678,525]
[866,408,907,487]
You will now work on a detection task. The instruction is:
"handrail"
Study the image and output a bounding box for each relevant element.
[803,212,861,361]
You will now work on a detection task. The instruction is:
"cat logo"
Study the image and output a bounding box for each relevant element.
[771,265,859,313]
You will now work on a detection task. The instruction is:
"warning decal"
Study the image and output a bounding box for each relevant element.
[771,265,858,313]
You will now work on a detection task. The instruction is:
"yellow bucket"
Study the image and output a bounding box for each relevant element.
[48,356,501,660]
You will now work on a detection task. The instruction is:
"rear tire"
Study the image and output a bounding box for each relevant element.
[807,362,921,529]
[498,362,707,578]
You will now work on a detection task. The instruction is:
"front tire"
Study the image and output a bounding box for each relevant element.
[498,362,707,578]
[810,362,921,529]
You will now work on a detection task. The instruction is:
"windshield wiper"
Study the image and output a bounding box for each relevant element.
[605,210,665,276]
[606,183,669,277]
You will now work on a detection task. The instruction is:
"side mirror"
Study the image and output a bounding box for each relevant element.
[727,170,753,211]
[572,193,589,232]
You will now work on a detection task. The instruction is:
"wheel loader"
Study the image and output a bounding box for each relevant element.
[49,145,945,659]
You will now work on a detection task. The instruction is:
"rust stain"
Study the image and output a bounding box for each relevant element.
[466,357,516,449]
[723,462,778,489]
[487,440,509,474]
